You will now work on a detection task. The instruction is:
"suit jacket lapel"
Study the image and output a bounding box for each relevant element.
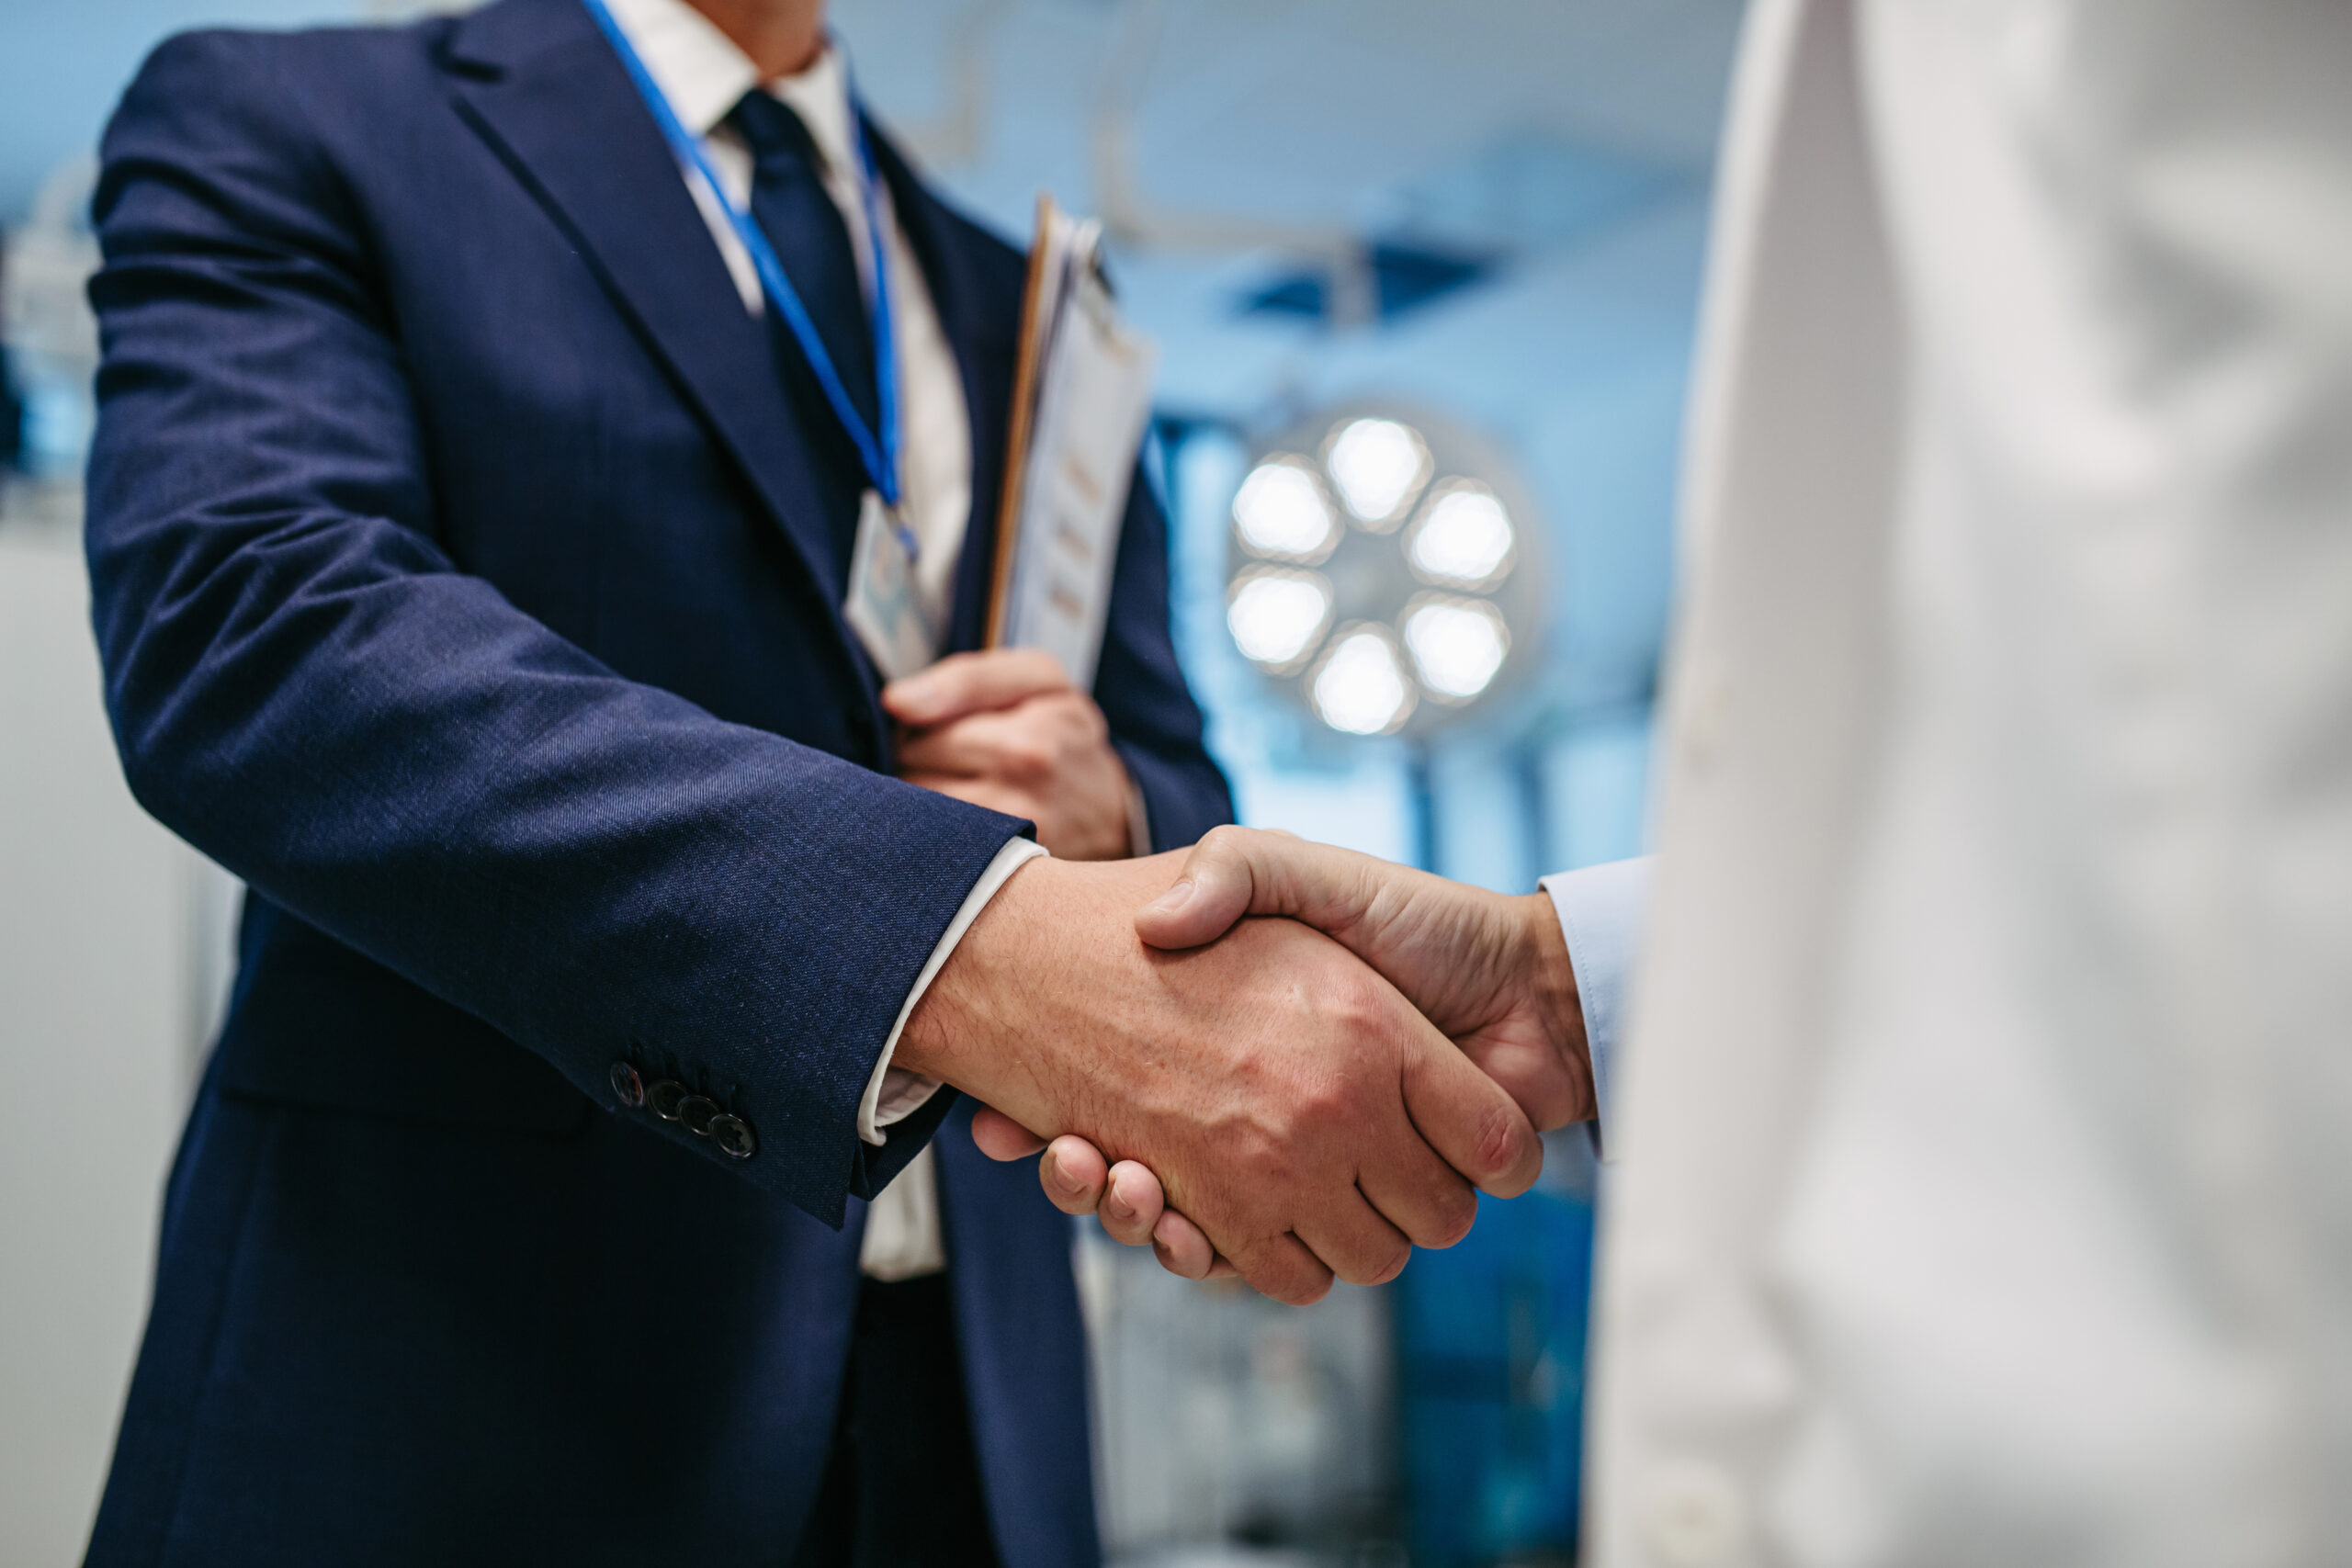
[440,0,860,611]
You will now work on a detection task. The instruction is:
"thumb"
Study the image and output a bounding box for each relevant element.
[1136,826,1343,950]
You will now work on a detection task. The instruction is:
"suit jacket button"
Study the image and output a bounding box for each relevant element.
[646,1079,688,1122]
[609,1062,645,1109]
[709,1114,756,1160]
[676,1095,719,1136]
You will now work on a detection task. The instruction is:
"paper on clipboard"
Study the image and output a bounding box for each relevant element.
[985,197,1159,691]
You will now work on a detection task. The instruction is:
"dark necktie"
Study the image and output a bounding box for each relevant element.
[728,89,880,441]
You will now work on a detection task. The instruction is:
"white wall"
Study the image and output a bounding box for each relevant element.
[0,497,231,1566]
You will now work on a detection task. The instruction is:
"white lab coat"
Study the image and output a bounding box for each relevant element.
[1589,2,2352,1564]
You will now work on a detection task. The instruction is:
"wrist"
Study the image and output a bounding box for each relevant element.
[899,851,1050,1085]
[895,853,1170,1103]
[1516,890,1593,1111]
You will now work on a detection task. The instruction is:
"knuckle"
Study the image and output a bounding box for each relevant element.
[1320,967,1385,1035]
[1002,737,1057,784]
[1193,826,1245,872]
[1469,1097,1528,1183]
[1200,823,1250,858]
[1277,1073,1356,1138]
[1237,1129,1299,1191]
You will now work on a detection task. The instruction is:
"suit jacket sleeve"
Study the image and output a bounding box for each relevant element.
[1091,457,1236,852]
[85,31,1018,1226]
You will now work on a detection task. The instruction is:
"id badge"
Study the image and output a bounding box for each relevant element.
[844,489,936,681]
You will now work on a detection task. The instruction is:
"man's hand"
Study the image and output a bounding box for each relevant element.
[1142,829,1593,1127]
[898,851,1544,1304]
[970,828,1592,1282]
[885,649,1135,861]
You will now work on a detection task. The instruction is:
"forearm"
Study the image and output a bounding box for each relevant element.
[93,496,1023,1215]
[894,853,1170,1109]
[88,34,1023,1220]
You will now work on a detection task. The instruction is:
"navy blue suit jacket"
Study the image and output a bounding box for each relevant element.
[79,2,1230,1562]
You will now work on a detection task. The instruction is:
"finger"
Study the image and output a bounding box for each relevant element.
[1097,1160,1166,1247]
[1399,1041,1545,1199]
[895,708,1035,779]
[1149,1208,1218,1280]
[883,649,1073,727]
[1291,1190,1415,1288]
[1354,1126,1481,1252]
[1038,1135,1111,1217]
[1225,1232,1336,1307]
[898,770,1035,818]
[1136,825,1377,952]
[899,694,1106,785]
[970,1106,1047,1160]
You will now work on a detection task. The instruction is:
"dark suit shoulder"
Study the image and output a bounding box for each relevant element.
[119,13,454,108]
[103,20,451,196]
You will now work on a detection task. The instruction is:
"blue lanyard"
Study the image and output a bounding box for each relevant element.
[582,0,903,513]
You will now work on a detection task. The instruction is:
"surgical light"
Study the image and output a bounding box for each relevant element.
[1225,403,1543,739]
[1323,417,1430,529]
[1407,482,1515,587]
[1231,456,1338,561]
[1227,569,1334,671]
[1311,626,1415,736]
[1402,594,1510,701]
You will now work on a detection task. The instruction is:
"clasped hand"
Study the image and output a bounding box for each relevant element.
[882,650,1590,1303]
[955,829,1595,1299]
[884,649,1135,863]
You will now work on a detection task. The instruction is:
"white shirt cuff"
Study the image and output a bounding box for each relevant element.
[855,835,1050,1145]
[1537,856,1654,1152]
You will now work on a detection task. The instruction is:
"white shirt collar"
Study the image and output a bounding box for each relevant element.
[601,0,861,175]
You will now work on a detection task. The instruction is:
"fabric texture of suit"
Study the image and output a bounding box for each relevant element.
[79,0,1231,1561]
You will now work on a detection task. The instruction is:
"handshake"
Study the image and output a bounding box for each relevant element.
[895,825,1597,1304]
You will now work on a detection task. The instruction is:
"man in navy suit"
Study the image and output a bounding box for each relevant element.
[79,0,1544,1562]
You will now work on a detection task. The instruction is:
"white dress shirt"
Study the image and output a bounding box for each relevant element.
[603,0,1046,1280]
[1540,857,1652,1142]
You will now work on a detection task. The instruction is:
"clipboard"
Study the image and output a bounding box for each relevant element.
[983,196,1160,689]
